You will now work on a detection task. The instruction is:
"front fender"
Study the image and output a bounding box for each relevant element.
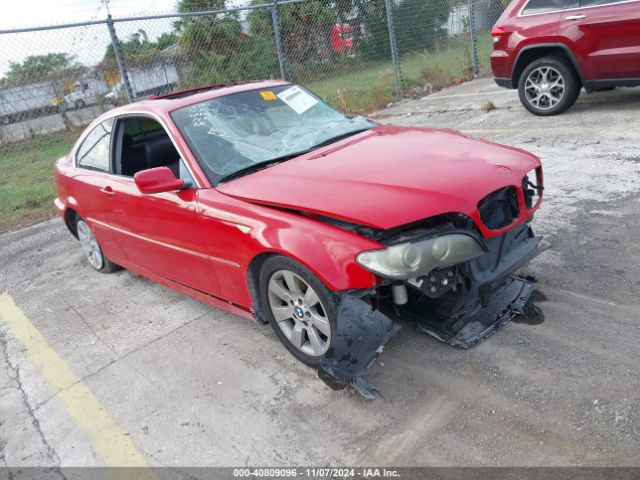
[254,222,380,292]
[197,190,382,308]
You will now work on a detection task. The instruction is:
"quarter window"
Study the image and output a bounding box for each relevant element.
[77,119,114,172]
[522,0,579,14]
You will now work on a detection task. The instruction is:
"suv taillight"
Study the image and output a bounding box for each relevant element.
[491,25,506,44]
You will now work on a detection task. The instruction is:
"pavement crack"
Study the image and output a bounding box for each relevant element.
[0,331,68,480]
[61,297,122,360]
[34,308,212,411]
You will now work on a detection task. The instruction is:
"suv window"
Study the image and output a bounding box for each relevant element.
[522,0,579,14]
[580,0,628,6]
[77,118,114,172]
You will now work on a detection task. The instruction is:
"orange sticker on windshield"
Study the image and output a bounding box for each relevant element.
[260,91,278,101]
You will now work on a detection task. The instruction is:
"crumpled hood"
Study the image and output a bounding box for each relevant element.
[217,125,540,231]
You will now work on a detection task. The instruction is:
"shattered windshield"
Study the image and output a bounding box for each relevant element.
[170,84,374,184]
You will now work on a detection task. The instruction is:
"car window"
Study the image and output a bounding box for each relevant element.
[123,116,164,138]
[76,118,114,172]
[522,0,579,14]
[580,0,628,5]
[116,116,189,182]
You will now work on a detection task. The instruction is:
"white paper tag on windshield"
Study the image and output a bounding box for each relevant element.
[277,86,318,115]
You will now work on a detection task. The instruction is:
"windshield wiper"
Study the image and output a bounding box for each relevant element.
[218,127,372,184]
[309,127,372,150]
[218,151,309,183]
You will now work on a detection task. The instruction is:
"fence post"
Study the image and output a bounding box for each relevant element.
[384,0,403,100]
[106,15,135,102]
[468,0,479,76]
[271,0,288,81]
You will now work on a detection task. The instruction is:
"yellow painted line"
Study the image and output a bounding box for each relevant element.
[0,293,156,477]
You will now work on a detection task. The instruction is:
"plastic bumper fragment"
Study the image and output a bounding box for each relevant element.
[318,294,400,400]
[406,275,536,348]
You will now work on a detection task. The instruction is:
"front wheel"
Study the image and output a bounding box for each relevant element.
[259,256,337,367]
[518,56,580,116]
[76,217,119,273]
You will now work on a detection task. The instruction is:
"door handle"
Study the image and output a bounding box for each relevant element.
[565,14,586,20]
[100,186,115,196]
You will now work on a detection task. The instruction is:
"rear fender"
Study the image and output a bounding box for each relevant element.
[512,43,584,86]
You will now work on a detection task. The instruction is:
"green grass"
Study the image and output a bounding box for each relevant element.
[0,131,76,232]
[0,33,493,231]
[303,32,492,114]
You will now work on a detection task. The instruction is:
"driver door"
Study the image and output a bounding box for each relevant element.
[103,115,221,295]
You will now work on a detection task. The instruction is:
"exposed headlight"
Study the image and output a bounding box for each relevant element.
[356,234,485,280]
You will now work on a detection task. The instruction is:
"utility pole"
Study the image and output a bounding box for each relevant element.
[102,0,112,17]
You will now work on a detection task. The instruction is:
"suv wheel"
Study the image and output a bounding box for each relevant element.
[518,56,580,116]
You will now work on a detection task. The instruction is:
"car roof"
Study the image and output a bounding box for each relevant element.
[110,79,292,116]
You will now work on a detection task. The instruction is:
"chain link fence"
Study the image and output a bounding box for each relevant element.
[0,0,507,230]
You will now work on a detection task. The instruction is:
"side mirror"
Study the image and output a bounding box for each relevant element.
[134,167,184,194]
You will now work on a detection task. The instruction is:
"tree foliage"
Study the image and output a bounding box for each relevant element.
[3,53,78,85]
[348,0,392,60]
[175,0,243,55]
[176,0,279,85]
[394,0,451,54]
[103,30,178,64]
[249,0,335,65]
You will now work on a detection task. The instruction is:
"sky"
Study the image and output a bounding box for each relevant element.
[0,0,252,29]
[0,0,252,77]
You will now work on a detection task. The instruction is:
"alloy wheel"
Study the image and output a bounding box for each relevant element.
[267,269,331,357]
[524,66,565,111]
[77,220,104,270]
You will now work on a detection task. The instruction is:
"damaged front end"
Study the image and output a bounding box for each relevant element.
[398,221,540,348]
[319,294,400,400]
[318,212,545,398]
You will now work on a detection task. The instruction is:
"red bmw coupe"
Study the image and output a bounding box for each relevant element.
[54,81,544,397]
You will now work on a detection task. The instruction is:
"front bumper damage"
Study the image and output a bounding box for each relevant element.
[404,274,536,348]
[319,294,400,400]
[317,222,545,399]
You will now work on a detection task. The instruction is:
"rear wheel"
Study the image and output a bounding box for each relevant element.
[518,56,580,116]
[259,256,337,367]
[76,217,119,273]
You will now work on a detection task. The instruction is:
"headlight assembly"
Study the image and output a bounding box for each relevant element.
[356,234,485,280]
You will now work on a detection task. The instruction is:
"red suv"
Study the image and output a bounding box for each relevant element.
[491,0,640,115]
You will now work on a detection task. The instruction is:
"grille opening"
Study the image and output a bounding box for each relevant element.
[523,168,543,209]
[478,186,520,230]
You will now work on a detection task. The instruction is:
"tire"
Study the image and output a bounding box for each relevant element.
[259,255,337,367]
[74,99,86,110]
[518,56,580,116]
[76,216,119,273]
